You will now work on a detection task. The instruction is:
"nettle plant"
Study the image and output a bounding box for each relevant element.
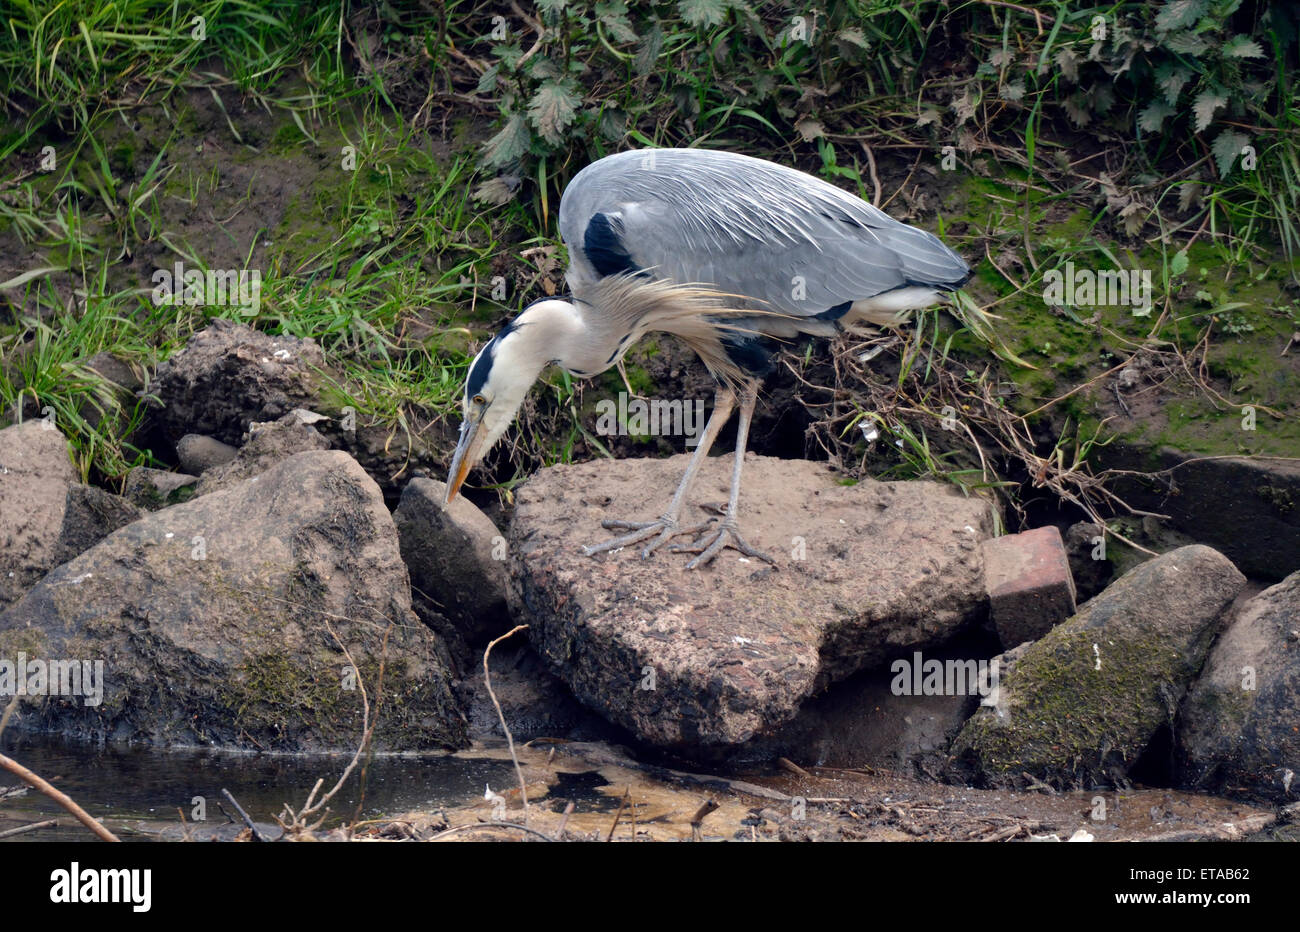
[982,0,1293,181]
[469,0,908,203]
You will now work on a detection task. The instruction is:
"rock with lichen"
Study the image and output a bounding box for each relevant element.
[0,450,465,751]
[948,545,1244,789]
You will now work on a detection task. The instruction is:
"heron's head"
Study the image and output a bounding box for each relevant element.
[444,300,579,504]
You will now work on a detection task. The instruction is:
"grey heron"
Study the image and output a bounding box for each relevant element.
[444,148,971,568]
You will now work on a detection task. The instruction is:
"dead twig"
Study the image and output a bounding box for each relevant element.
[776,757,811,778]
[789,326,1178,556]
[889,805,927,836]
[689,798,719,841]
[858,140,882,206]
[508,0,546,70]
[880,149,922,211]
[555,801,575,840]
[0,819,57,839]
[977,0,1053,29]
[484,624,531,823]
[605,787,630,842]
[1113,381,1132,417]
[1021,772,1058,794]
[427,822,554,842]
[0,753,119,842]
[277,621,392,836]
[980,819,1048,841]
[221,788,268,842]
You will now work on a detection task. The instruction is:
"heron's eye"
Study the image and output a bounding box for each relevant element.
[471,393,487,407]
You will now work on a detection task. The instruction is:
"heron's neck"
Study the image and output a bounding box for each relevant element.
[514,298,619,379]
[531,278,747,382]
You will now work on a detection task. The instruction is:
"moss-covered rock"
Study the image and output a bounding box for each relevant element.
[949,545,1243,789]
[123,466,198,510]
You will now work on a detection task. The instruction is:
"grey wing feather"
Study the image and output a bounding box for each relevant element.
[558,148,970,319]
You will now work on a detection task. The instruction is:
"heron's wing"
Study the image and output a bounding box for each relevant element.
[558,148,970,318]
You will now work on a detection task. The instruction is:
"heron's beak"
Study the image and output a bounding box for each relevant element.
[444,408,486,505]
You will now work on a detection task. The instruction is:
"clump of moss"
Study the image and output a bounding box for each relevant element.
[1257,484,1294,514]
[950,549,1237,789]
[955,624,1186,786]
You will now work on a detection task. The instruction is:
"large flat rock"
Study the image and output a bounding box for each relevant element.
[508,454,995,751]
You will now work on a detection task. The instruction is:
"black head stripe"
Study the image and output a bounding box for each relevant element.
[465,338,497,400]
[466,308,539,400]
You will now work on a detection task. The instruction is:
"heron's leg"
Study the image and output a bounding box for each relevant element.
[581,386,735,559]
[672,381,776,569]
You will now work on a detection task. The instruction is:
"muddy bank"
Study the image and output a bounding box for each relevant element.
[288,739,1292,843]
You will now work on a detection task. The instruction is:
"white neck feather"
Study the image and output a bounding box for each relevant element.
[512,298,616,377]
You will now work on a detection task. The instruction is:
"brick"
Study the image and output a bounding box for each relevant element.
[982,526,1077,648]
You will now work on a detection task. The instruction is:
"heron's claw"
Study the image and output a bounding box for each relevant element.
[671,521,777,570]
[581,515,714,559]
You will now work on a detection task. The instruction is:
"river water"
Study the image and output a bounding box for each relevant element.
[0,733,517,841]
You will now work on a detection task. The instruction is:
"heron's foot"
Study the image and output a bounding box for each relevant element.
[671,521,777,570]
[581,515,714,559]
